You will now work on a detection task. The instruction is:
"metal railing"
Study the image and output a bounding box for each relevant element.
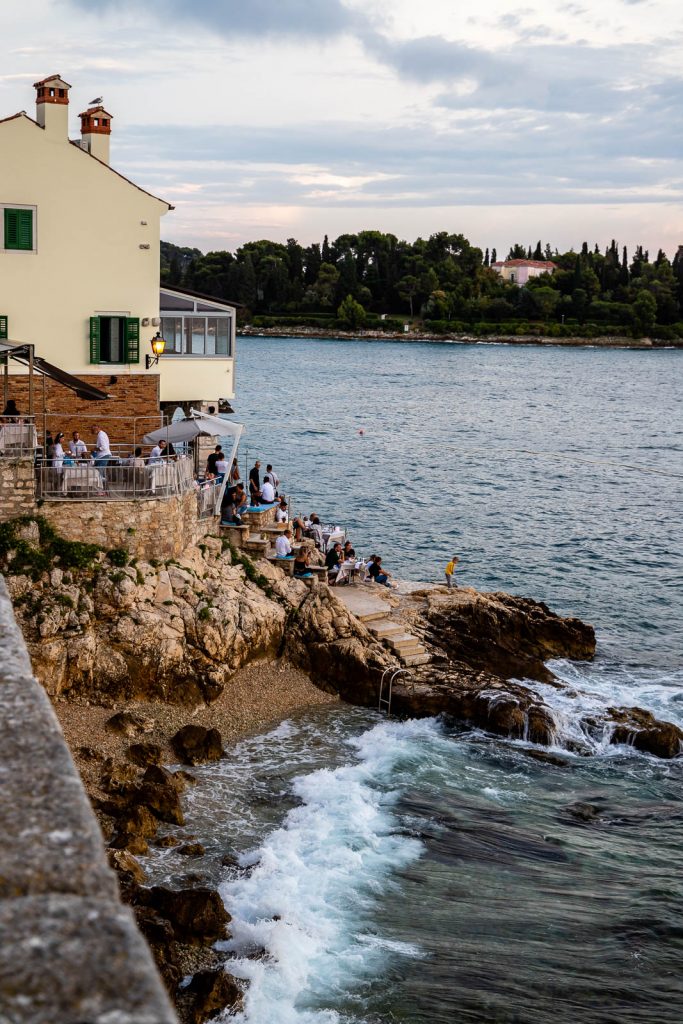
[0,418,38,458]
[197,477,222,519]
[36,454,195,502]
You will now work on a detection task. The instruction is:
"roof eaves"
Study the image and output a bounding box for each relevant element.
[0,111,40,127]
[161,284,243,309]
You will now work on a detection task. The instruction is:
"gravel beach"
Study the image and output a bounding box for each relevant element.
[54,658,339,799]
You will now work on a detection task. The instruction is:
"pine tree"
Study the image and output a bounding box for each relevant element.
[484,247,490,267]
[491,248,497,264]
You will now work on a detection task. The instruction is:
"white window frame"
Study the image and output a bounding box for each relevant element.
[0,203,38,254]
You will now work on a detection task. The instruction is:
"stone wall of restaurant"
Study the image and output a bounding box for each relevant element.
[5,372,162,446]
[0,574,178,1023]
[40,488,219,560]
[0,458,37,520]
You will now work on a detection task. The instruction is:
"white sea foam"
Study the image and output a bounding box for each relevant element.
[218,718,439,1024]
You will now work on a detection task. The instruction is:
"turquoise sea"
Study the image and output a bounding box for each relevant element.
[146,338,683,1023]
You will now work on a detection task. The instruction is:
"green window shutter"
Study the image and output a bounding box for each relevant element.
[89,317,101,364]
[0,315,7,340]
[4,208,33,251]
[125,318,140,363]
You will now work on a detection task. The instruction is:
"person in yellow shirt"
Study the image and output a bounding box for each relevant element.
[444,555,459,589]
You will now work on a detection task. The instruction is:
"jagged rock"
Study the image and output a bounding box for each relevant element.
[152,835,180,849]
[114,803,161,840]
[171,725,223,765]
[423,588,596,684]
[100,760,139,793]
[142,764,187,792]
[110,832,150,856]
[607,706,683,759]
[137,781,184,825]
[105,710,153,736]
[137,886,230,945]
[127,741,163,767]
[133,906,182,991]
[178,842,205,857]
[108,849,146,885]
[185,968,244,1023]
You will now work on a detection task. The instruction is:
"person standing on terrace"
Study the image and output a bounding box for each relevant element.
[93,425,111,467]
[249,460,261,505]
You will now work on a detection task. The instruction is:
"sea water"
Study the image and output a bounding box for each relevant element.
[145,339,683,1022]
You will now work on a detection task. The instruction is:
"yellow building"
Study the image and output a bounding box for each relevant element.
[0,75,236,416]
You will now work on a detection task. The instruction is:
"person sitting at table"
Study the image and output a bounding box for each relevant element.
[93,425,112,467]
[2,399,21,421]
[275,529,293,558]
[368,555,393,588]
[69,430,88,460]
[292,512,322,546]
[206,445,223,476]
[293,547,312,578]
[325,542,343,583]
[149,439,167,464]
[275,498,289,523]
[260,477,276,504]
[128,446,145,468]
[52,432,66,469]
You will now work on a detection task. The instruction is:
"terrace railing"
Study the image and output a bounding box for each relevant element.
[0,418,38,459]
[197,477,222,520]
[36,454,195,502]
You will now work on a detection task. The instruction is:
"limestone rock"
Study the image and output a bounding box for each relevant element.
[100,760,140,794]
[127,741,163,767]
[108,849,146,886]
[178,842,206,857]
[137,886,231,945]
[171,724,223,765]
[105,710,153,736]
[186,968,244,1023]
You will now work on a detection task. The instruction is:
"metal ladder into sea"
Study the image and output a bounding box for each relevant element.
[378,667,412,717]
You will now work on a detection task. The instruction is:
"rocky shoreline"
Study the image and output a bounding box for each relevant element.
[238,326,683,349]
[2,516,682,1021]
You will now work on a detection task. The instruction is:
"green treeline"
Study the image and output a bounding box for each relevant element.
[161,234,683,339]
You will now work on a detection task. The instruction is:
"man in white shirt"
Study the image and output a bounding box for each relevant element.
[69,430,88,460]
[93,426,112,466]
[149,439,167,464]
[275,499,289,523]
[275,530,292,558]
[260,478,276,504]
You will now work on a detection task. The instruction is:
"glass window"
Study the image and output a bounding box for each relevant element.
[206,318,217,355]
[216,318,230,355]
[191,317,205,354]
[161,316,182,353]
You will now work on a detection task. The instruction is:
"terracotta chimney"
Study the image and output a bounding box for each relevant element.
[79,105,113,165]
[34,74,71,137]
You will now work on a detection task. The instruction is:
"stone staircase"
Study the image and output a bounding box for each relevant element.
[352,608,431,668]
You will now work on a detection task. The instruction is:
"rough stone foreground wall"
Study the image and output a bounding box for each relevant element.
[0,576,178,1024]
[5,372,162,446]
[39,489,219,561]
[0,458,36,519]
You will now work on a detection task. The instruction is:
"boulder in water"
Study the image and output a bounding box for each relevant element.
[185,968,244,1023]
[137,886,231,945]
[171,724,223,765]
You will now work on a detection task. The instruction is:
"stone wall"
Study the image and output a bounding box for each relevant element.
[0,575,177,1023]
[5,372,162,446]
[0,458,36,519]
[40,488,219,560]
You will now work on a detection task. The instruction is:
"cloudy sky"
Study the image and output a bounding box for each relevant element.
[3,0,683,256]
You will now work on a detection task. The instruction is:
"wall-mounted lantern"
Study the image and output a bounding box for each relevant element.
[146,332,166,369]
